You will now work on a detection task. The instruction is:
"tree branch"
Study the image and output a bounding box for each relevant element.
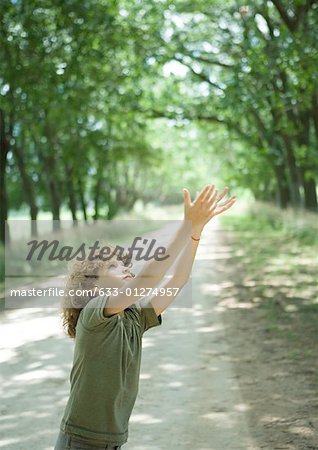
[271,0,297,31]
[256,7,276,39]
[173,56,224,91]
[272,0,315,32]
[182,52,234,69]
[193,114,226,125]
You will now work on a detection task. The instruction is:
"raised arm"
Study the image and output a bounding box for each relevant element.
[172,185,236,276]
[150,185,237,316]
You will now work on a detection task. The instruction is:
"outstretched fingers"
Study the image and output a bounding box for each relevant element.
[205,195,236,221]
[200,184,215,203]
[214,197,237,215]
[206,188,219,209]
[204,185,228,208]
[216,186,228,203]
[217,195,236,208]
[206,186,229,212]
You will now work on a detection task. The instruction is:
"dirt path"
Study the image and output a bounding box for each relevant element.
[217,229,318,450]
[0,221,257,450]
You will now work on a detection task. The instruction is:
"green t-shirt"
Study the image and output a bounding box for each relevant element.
[60,294,162,447]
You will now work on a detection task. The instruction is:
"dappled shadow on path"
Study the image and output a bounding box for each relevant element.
[0,309,73,450]
[209,229,318,450]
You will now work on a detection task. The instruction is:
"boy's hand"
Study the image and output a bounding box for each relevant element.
[183,184,236,235]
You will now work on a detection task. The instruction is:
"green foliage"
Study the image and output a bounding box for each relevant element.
[221,201,318,245]
[221,213,283,233]
[157,0,318,210]
[1,0,169,223]
[1,0,317,236]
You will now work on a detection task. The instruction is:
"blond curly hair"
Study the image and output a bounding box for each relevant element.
[61,246,132,338]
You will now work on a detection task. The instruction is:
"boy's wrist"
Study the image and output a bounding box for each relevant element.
[183,218,203,239]
[192,225,203,240]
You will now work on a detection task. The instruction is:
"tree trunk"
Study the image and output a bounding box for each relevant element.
[40,121,62,231]
[94,175,102,221]
[65,164,78,226]
[93,148,111,220]
[49,177,61,231]
[36,146,61,232]
[77,176,88,222]
[0,109,9,244]
[105,187,118,220]
[302,175,318,212]
[12,144,39,236]
[312,91,318,148]
[246,106,295,210]
[44,158,61,231]
[273,163,290,209]
[297,110,317,211]
[281,135,302,208]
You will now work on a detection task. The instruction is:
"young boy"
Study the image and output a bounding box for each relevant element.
[54,184,236,449]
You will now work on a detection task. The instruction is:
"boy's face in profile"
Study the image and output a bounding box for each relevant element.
[96,258,134,289]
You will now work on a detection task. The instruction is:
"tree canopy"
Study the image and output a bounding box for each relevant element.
[1,0,317,242]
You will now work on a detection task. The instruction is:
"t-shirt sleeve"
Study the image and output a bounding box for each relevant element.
[80,295,116,329]
[138,297,162,334]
